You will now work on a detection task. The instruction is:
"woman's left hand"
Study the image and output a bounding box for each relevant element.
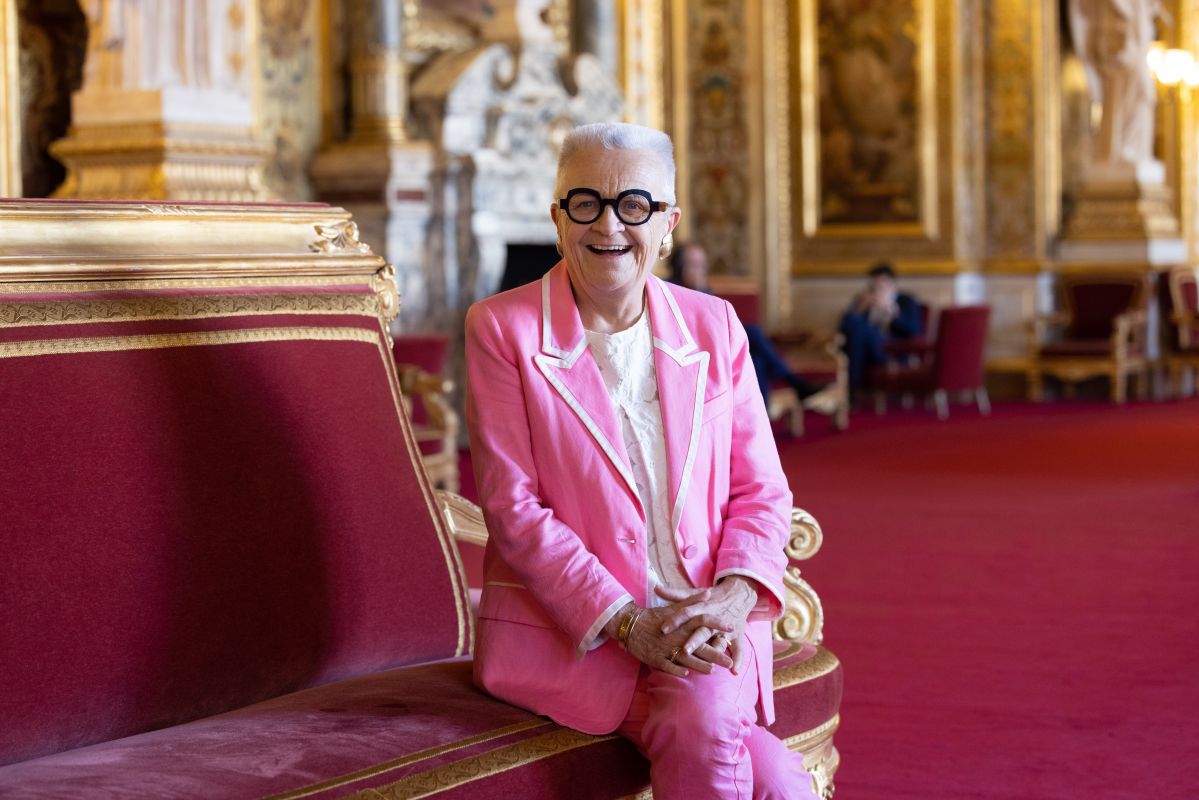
[655,577,758,674]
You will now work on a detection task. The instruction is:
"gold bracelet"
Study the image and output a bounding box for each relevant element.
[616,607,637,643]
[624,608,645,643]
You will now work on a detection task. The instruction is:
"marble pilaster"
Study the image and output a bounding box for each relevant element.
[49,0,270,201]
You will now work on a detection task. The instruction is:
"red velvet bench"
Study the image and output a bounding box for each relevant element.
[0,200,842,799]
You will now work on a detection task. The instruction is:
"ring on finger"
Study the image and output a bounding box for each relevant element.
[669,646,684,664]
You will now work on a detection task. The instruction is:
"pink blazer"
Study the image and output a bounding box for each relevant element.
[465,263,793,734]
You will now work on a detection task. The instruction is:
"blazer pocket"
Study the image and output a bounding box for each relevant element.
[702,390,732,424]
[478,583,558,629]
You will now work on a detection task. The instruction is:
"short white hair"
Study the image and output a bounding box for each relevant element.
[555,123,677,204]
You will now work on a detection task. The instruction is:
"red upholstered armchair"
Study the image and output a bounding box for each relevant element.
[1027,271,1150,404]
[883,300,934,366]
[1162,267,1199,397]
[393,333,460,492]
[711,275,850,434]
[871,305,991,419]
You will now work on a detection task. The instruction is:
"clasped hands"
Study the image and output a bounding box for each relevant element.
[605,576,758,678]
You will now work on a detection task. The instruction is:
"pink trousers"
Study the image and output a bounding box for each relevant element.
[617,642,819,800]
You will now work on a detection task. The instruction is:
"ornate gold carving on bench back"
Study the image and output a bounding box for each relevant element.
[774,507,826,646]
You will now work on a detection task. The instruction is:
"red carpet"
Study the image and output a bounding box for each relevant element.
[457,400,1199,797]
[782,400,1199,798]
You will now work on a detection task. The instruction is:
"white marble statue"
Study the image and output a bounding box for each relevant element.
[1068,0,1161,166]
[82,0,247,94]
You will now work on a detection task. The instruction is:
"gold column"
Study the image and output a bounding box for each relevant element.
[0,0,20,197]
[347,0,407,143]
[616,0,667,130]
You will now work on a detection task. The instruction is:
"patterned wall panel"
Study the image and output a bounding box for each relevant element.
[984,0,1054,268]
[258,0,322,200]
[684,0,752,275]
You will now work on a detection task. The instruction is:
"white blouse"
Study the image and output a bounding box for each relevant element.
[585,311,691,609]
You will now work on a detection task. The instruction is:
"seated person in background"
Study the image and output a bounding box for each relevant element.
[668,242,836,412]
[839,262,924,393]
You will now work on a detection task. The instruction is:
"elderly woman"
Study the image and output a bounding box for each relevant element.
[464,123,816,799]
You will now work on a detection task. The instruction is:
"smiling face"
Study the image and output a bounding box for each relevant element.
[551,146,681,318]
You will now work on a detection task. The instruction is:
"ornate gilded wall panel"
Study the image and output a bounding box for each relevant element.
[258,0,322,199]
[984,0,1056,269]
[788,0,968,273]
[0,0,17,196]
[680,0,753,275]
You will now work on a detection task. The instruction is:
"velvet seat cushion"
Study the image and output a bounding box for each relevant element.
[0,647,841,799]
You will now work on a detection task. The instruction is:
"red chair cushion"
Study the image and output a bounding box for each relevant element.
[0,647,841,798]
[0,286,471,766]
[1065,281,1140,339]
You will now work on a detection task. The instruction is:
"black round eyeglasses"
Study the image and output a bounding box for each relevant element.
[557,188,668,226]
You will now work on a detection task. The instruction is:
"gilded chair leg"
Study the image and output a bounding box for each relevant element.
[1027,369,1042,402]
[933,389,949,420]
[975,388,991,415]
[1112,370,1126,404]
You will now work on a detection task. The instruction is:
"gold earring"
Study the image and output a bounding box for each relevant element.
[658,233,674,260]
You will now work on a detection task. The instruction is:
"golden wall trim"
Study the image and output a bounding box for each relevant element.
[763,0,793,323]
[667,0,691,242]
[0,0,19,197]
[790,259,978,277]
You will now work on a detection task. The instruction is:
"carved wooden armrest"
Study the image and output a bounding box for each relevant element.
[1027,312,1071,349]
[1173,311,1199,349]
[435,491,827,646]
[397,364,459,447]
[1112,309,1149,355]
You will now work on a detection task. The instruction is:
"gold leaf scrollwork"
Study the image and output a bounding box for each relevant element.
[371,262,400,323]
[775,566,825,645]
[787,507,824,561]
[774,508,826,644]
[310,220,374,255]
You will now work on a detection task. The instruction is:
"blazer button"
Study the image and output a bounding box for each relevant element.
[682,544,698,559]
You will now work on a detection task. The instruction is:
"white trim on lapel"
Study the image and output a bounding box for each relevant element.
[535,271,641,510]
[647,278,710,538]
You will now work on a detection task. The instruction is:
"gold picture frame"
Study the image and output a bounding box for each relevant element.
[797,0,938,239]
